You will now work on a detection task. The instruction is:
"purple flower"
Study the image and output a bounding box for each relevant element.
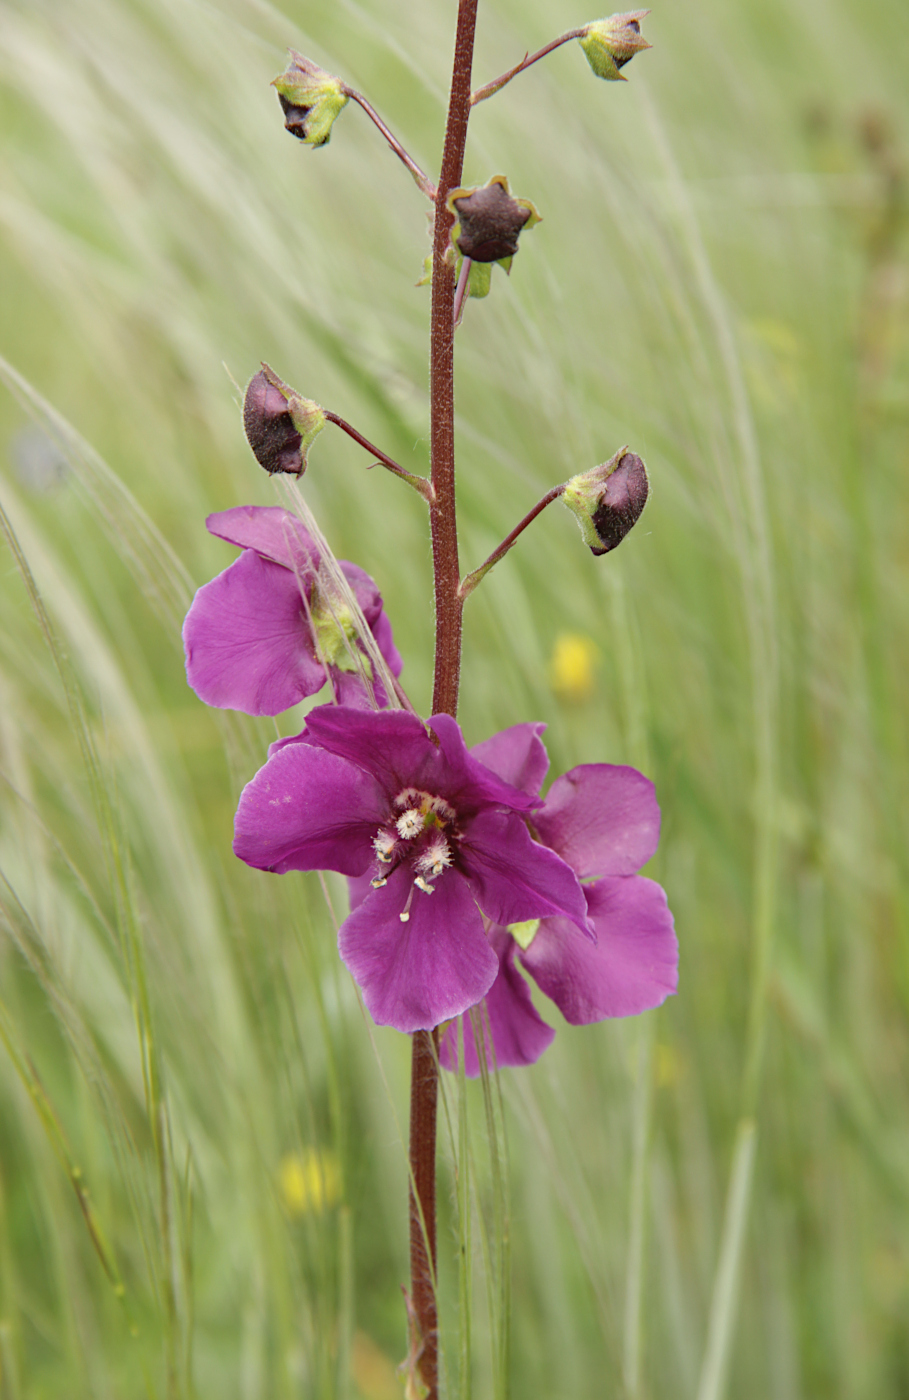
[438,723,677,1074]
[233,707,594,1033]
[182,506,402,716]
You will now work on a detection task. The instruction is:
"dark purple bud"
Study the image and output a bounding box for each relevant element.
[562,448,649,555]
[243,364,325,477]
[590,453,649,554]
[448,176,541,264]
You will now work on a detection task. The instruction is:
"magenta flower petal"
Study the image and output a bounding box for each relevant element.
[333,668,390,709]
[519,875,677,1023]
[183,550,325,714]
[428,714,538,813]
[469,722,549,795]
[338,864,498,1032]
[189,507,403,715]
[207,505,319,570]
[303,706,442,793]
[534,764,661,878]
[460,810,593,936]
[439,929,555,1075]
[233,741,386,875]
[369,608,403,678]
[346,870,373,915]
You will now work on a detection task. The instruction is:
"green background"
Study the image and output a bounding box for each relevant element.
[0,0,907,1394]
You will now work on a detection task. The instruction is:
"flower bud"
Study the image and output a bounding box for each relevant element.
[243,364,325,477]
[272,51,349,147]
[562,448,649,555]
[447,175,541,265]
[579,12,652,81]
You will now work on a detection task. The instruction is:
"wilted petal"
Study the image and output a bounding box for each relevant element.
[183,550,325,714]
[520,876,677,1023]
[535,764,660,877]
[207,505,320,571]
[234,742,386,875]
[339,865,497,1032]
[460,810,593,936]
[440,929,554,1075]
[470,722,549,795]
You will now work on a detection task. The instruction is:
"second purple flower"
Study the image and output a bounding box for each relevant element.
[183,505,401,715]
[233,706,594,1033]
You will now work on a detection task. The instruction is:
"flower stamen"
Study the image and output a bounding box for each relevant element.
[396,808,424,839]
[416,838,452,880]
[373,829,398,862]
[399,883,416,923]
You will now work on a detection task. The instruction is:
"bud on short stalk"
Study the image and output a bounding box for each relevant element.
[562,448,649,555]
[579,12,651,81]
[243,364,325,477]
[272,51,349,146]
[447,175,541,267]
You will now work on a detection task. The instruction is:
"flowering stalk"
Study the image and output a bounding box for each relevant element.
[407,3,480,1393]
[184,12,663,1398]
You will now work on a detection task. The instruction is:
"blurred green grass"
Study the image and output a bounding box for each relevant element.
[1,0,908,1395]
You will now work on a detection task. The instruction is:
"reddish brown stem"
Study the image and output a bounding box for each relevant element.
[429,0,478,722]
[408,6,479,1399]
[408,1029,440,1394]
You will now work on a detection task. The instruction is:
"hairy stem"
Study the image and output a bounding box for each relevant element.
[323,410,434,501]
[409,1029,440,1395]
[429,0,477,722]
[459,482,565,599]
[343,88,437,198]
[470,29,586,105]
[408,6,479,1400]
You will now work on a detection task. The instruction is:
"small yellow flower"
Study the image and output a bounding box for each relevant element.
[278,1148,341,1216]
[654,1042,684,1089]
[550,633,599,700]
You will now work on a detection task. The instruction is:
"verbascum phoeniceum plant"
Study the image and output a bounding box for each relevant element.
[182,8,676,1396]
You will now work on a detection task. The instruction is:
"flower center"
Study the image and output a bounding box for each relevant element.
[371,788,458,915]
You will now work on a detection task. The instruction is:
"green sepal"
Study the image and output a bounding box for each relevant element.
[272,50,349,147]
[466,261,492,298]
[509,919,540,951]
[579,12,652,81]
[310,584,372,678]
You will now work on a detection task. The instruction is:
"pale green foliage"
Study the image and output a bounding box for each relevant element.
[1,0,908,1396]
